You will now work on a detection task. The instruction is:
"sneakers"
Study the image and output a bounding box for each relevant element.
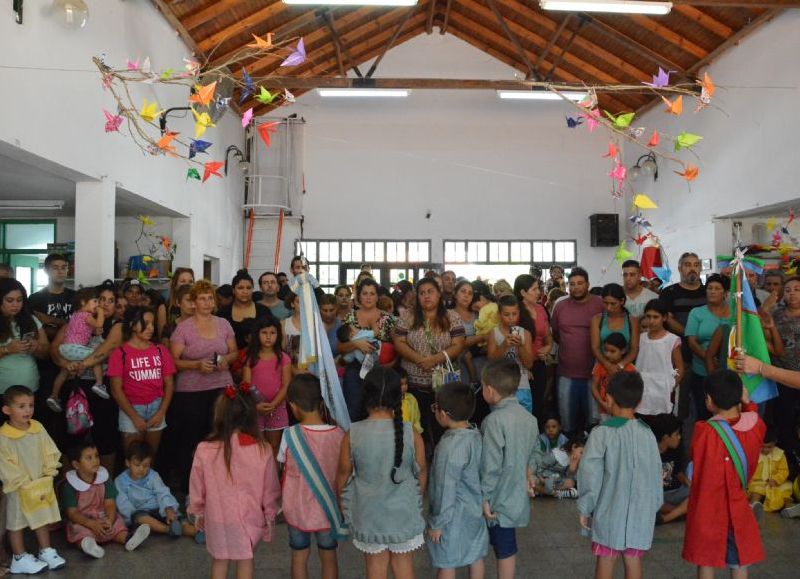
[38,547,66,570]
[80,537,105,559]
[91,384,110,399]
[781,502,800,519]
[9,552,48,574]
[125,524,151,551]
[168,519,183,537]
[751,501,765,522]
[554,487,578,499]
[194,530,206,545]
[46,397,63,413]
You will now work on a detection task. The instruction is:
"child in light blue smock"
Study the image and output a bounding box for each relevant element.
[479,359,541,579]
[338,367,427,577]
[427,382,488,576]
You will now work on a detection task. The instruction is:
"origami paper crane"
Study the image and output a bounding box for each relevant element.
[242,108,254,128]
[615,242,634,265]
[126,58,140,71]
[139,99,162,123]
[566,116,583,128]
[138,215,155,226]
[609,162,626,188]
[157,131,179,155]
[790,209,796,224]
[579,108,601,132]
[186,168,201,181]
[280,38,306,67]
[183,58,200,76]
[697,72,715,104]
[647,130,659,148]
[767,217,777,231]
[190,81,217,107]
[192,108,215,139]
[627,127,645,139]
[643,67,672,89]
[604,111,635,129]
[248,33,273,50]
[652,266,672,284]
[202,161,224,183]
[189,139,212,159]
[256,122,280,147]
[215,97,231,115]
[103,109,122,133]
[141,57,152,75]
[674,132,703,151]
[662,95,683,115]
[674,163,699,182]
[602,143,619,158]
[160,68,173,80]
[634,194,658,209]
[284,89,296,103]
[240,68,255,104]
[256,87,278,105]
[630,214,651,228]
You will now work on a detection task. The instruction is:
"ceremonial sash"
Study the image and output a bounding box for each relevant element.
[708,418,748,489]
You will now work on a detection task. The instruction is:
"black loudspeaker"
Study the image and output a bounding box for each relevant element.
[589,213,619,247]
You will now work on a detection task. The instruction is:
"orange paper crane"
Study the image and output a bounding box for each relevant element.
[256,122,280,147]
[247,33,273,50]
[602,143,619,158]
[190,81,217,107]
[675,163,699,182]
[647,130,659,148]
[156,131,179,155]
[662,95,683,116]
[202,161,224,183]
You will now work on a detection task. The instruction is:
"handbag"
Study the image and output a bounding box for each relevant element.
[431,351,461,392]
[19,476,56,515]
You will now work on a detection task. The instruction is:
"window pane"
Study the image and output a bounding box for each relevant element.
[444,242,456,262]
[318,242,339,263]
[341,242,351,262]
[347,242,362,263]
[299,241,316,262]
[308,264,317,279]
[418,243,429,262]
[364,242,384,262]
[390,269,410,283]
[510,242,530,263]
[455,242,466,263]
[533,242,553,263]
[555,241,575,263]
[371,270,381,284]
[386,242,405,262]
[319,264,338,286]
[4,223,55,250]
[346,269,360,285]
[489,242,508,262]
[467,242,487,263]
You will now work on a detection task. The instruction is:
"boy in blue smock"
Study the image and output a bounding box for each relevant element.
[480,359,541,579]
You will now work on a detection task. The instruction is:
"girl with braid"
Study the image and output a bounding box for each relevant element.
[337,367,427,579]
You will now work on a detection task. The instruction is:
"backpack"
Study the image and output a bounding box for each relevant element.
[65,388,94,436]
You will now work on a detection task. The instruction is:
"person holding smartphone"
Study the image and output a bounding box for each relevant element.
[0,279,50,394]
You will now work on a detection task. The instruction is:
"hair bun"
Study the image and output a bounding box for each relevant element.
[236,268,249,275]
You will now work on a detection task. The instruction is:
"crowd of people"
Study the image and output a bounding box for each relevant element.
[0,250,799,578]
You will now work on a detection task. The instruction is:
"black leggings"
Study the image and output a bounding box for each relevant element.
[163,388,222,493]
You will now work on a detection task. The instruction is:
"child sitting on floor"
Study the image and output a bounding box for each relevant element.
[647,413,690,525]
[63,441,150,559]
[114,441,197,540]
[578,371,662,579]
[748,427,793,515]
[534,434,586,500]
[538,415,568,453]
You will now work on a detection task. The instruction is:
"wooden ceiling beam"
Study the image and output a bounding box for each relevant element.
[325,8,363,77]
[366,5,419,77]
[150,0,203,56]
[446,12,638,111]
[534,14,571,72]
[196,2,288,52]
[426,0,437,34]
[582,15,687,75]
[181,0,240,32]
[251,76,663,90]
[490,0,651,82]
[209,10,333,67]
[455,0,625,85]
[673,5,734,38]
[486,0,538,80]
[626,15,709,59]
[440,0,454,34]
[672,0,800,6]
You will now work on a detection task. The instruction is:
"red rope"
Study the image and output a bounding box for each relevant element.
[244,209,255,269]
[274,208,284,273]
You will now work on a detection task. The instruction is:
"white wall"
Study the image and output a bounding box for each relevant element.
[626,10,800,279]
[279,33,623,283]
[0,0,245,282]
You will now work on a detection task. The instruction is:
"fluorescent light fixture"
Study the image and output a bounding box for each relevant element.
[0,200,65,210]
[540,0,672,15]
[318,88,410,98]
[497,90,588,101]
[285,0,417,5]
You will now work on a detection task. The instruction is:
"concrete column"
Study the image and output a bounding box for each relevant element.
[172,217,194,271]
[75,179,115,287]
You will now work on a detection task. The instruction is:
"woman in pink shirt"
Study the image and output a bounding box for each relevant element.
[514,275,554,426]
[169,280,238,493]
[107,306,176,456]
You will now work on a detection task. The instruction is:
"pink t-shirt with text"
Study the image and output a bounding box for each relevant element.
[107,343,176,405]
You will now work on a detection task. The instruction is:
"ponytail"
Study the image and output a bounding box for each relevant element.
[391,394,404,484]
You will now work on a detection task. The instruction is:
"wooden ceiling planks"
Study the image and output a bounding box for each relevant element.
[156,0,788,113]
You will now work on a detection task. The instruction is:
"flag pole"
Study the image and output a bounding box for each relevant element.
[736,262,743,355]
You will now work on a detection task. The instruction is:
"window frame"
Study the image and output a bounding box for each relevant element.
[442,239,577,267]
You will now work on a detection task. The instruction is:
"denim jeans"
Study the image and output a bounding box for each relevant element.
[557,377,597,433]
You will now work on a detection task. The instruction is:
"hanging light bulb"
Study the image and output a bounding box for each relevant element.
[628,165,643,182]
[641,155,658,178]
[52,0,89,29]
[629,152,659,183]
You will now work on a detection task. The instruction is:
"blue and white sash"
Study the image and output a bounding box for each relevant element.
[284,425,349,540]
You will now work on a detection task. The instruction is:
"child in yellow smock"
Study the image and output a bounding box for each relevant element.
[748,428,793,514]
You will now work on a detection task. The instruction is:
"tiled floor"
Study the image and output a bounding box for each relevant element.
[22,499,800,578]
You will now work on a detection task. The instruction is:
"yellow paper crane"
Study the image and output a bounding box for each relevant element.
[139,99,162,123]
[633,194,658,210]
[192,108,215,139]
